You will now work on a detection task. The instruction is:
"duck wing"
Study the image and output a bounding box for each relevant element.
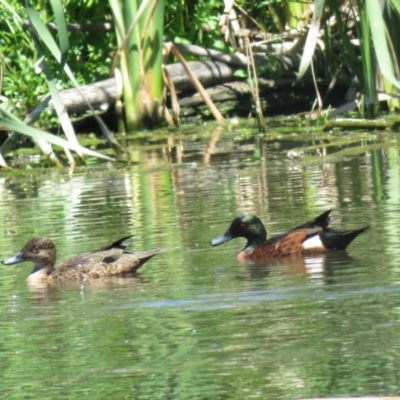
[89,235,134,253]
[53,247,164,279]
[40,235,164,283]
[292,210,332,230]
[55,236,134,269]
[265,226,323,247]
[250,227,324,259]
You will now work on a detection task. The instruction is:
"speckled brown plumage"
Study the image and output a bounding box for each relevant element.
[1,236,163,285]
[210,211,369,263]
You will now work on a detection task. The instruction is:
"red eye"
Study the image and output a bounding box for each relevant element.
[240,223,246,227]
[32,246,40,253]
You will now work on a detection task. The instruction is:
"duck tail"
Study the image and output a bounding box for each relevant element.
[132,248,165,272]
[321,226,370,251]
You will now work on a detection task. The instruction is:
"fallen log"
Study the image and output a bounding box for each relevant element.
[57,59,343,127]
[58,60,236,114]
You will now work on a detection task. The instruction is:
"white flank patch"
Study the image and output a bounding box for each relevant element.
[302,235,325,251]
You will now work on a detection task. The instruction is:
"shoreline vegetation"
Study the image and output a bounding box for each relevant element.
[1,0,400,168]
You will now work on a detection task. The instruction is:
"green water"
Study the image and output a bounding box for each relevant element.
[1,123,400,399]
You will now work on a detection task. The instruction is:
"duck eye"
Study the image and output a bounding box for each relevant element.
[240,223,246,228]
[32,246,40,253]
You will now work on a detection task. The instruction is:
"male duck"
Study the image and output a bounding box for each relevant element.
[1,236,163,285]
[210,210,369,262]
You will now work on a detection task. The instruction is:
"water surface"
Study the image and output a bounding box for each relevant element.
[1,122,400,399]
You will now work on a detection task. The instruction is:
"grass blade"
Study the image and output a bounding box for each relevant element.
[49,0,69,68]
[298,0,324,79]
[367,0,400,89]
[0,108,113,161]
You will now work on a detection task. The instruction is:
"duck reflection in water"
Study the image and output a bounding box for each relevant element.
[242,251,357,281]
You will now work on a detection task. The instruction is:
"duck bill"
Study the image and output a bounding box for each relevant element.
[1,251,26,265]
[210,231,233,246]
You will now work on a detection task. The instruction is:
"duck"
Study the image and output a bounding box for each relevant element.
[210,210,369,262]
[1,235,163,285]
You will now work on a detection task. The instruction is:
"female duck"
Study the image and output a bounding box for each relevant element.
[2,236,163,285]
[210,210,369,262]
